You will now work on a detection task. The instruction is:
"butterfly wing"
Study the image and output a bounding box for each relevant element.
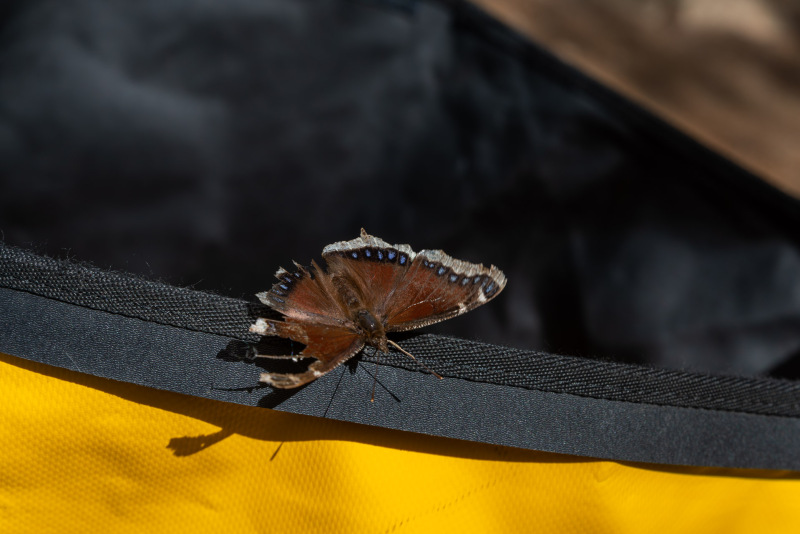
[251,317,365,388]
[322,230,416,317]
[321,230,506,333]
[381,249,506,332]
[257,260,348,327]
[254,259,363,388]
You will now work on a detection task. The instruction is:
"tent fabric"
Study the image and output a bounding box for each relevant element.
[4,0,800,379]
[2,352,800,534]
[2,242,800,472]
[3,0,800,530]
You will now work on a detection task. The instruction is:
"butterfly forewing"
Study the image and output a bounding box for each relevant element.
[323,248,413,317]
[382,250,507,332]
[257,262,348,327]
[320,231,506,331]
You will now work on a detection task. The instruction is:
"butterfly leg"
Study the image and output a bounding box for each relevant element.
[386,340,443,379]
[260,358,343,389]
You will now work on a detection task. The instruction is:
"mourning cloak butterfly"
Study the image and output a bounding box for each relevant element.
[249,229,507,388]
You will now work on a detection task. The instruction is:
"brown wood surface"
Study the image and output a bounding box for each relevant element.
[472,0,800,197]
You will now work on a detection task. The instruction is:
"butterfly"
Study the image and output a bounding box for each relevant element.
[249,229,507,388]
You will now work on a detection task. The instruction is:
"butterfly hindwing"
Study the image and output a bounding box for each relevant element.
[251,317,365,388]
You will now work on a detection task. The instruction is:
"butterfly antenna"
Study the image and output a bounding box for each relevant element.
[387,339,443,380]
[371,347,380,403]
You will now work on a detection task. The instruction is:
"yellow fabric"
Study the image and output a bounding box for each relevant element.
[1,352,798,533]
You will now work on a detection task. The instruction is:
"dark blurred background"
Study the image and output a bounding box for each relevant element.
[2,0,800,378]
[475,0,800,197]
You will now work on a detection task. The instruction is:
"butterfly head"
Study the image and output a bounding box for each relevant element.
[354,309,389,352]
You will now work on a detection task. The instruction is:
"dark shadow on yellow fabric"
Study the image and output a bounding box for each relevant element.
[167,428,236,456]
[2,352,550,461]
[4,352,798,478]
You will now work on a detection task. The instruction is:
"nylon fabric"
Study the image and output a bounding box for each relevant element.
[3,252,800,471]
[3,242,800,419]
[1,0,800,528]
[2,354,799,533]
[0,240,262,342]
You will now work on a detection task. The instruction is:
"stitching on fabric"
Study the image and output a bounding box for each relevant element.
[431,358,800,412]
[417,338,800,411]
[1,255,255,339]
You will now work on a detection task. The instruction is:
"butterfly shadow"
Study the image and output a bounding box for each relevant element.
[215,338,393,407]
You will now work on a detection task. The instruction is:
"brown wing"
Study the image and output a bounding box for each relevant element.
[250,317,365,388]
[381,249,506,332]
[321,230,415,317]
[321,230,506,332]
[257,261,348,327]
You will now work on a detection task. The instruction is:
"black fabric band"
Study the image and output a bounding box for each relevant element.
[2,242,800,471]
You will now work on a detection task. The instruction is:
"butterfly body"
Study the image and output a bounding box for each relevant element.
[353,309,389,352]
[250,229,506,388]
